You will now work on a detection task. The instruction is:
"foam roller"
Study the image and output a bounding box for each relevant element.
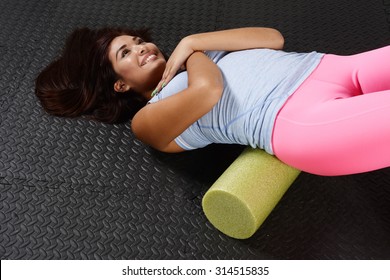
[202,147,300,239]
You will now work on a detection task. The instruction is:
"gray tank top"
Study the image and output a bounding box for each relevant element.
[149,49,324,154]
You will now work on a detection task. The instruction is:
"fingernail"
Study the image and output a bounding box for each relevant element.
[151,89,157,97]
[162,82,166,88]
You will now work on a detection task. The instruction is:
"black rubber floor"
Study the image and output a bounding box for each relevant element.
[1,0,390,259]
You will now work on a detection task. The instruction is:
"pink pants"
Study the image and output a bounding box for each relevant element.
[272,46,390,176]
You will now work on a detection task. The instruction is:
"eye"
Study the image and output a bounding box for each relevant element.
[121,49,130,58]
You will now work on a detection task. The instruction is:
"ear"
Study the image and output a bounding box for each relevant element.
[114,79,131,93]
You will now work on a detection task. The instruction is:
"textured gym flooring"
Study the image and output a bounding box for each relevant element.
[1,0,390,259]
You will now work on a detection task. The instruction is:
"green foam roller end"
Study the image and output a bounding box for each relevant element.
[202,147,300,239]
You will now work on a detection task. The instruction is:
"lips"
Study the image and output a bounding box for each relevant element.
[141,52,157,66]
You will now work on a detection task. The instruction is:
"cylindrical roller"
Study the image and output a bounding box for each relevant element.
[202,147,300,239]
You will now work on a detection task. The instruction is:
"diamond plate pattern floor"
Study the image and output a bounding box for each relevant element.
[0,0,390,259]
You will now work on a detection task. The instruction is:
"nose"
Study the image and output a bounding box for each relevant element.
[133,44,146,55]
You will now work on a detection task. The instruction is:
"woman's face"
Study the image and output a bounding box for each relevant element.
[108,35,166,97]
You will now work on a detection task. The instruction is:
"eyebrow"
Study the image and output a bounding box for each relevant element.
[115,37,138,61]
[116,44,127,61]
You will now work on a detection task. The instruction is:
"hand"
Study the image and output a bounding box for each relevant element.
[152,37,194,96]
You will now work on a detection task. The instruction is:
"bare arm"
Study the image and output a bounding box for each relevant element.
[131,51,223,152]
[155,27,284,91]
[185,27,284,52]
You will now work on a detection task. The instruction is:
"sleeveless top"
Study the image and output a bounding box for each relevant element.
[149,49,324,154]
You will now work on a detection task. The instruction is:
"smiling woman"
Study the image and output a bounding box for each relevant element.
[35,26,390,175]
[35,27,154,123]
[108,35,166,99]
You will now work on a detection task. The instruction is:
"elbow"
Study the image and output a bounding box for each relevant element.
[272,28,285,49]
[204,71,224,104]
[197,77,224,106]
[277,34,285,50]
[262,27,284,50]
[209,81,224,103]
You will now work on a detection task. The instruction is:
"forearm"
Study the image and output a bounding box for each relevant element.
[183,27,284,52]
[155,27,284,93]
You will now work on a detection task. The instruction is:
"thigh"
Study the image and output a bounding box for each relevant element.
[312,46,390,95]
[273,79,390,176]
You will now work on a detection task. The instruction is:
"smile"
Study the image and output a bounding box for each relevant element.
[141,53,157,66]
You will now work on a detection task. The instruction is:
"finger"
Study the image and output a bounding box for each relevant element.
[152,69,170,95]
[151,62,183,97]
[162,63,183,85]
[151,80,164,97]
[152,75,169,97]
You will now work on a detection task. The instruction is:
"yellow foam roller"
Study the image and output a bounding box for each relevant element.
[202,147,300,239]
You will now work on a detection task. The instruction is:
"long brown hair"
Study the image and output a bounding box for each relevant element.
[35,27,152,124]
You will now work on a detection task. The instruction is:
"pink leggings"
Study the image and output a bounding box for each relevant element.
[272,46,390,176]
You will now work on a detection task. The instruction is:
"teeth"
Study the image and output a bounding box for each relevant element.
[143,54,156,65]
